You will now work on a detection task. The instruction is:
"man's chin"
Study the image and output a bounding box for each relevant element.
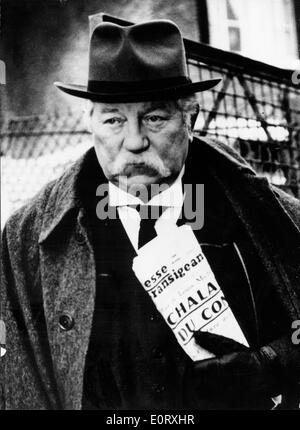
[119,174,162,189]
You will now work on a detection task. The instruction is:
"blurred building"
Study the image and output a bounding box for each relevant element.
[207,0,300,69]
[1,0,299,118]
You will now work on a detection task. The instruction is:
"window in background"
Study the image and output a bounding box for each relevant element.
[226,0,241,52]
[207,0,299,69]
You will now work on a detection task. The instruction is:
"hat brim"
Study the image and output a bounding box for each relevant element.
[54,79,222,103]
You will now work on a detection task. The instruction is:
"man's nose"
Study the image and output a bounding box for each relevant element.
[123,120,149,153]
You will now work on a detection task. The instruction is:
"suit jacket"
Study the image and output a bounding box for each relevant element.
[1,136,300,410]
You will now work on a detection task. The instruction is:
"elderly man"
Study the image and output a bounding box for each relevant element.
[1,17,300,410]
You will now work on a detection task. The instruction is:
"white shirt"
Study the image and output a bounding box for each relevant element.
[108,167,185,252]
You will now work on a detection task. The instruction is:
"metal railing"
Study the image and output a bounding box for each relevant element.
[1,14,300,227]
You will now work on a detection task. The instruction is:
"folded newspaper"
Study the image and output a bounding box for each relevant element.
[132,224,249,361]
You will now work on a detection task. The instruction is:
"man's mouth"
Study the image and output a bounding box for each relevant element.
[122,163,158,177]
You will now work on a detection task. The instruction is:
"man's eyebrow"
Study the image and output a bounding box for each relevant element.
[99,106,121,114]
[143,101,174,113]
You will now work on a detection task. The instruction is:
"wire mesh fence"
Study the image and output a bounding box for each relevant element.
[1,34,300,228]
[0,110,92,227]
[186,39,300,198]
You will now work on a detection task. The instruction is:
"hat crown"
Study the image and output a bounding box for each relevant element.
[54,16,221,102]
[88,20,188,84]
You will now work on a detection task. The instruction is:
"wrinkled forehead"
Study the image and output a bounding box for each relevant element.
[92,100,179,115]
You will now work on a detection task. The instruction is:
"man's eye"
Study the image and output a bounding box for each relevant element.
[145,115,166,124]
[104,118,124,125]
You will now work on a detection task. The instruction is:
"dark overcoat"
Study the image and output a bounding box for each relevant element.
[1,137,300,409]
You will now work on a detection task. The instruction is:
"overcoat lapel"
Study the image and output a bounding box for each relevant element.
[198,137,300,320]
[38,154,98,409]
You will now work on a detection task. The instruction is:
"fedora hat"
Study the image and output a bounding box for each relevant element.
[55,19,221,102]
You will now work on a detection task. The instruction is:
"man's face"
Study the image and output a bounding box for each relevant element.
[90,100,191,192]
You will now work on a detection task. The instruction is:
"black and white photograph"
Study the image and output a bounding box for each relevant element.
[0,0,300,413]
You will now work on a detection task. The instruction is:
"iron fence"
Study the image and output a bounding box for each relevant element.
[1,17,300,227]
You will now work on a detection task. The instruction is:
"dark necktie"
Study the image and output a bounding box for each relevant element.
[137,205,166,249]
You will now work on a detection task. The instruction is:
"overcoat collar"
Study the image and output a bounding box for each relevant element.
[38,147,103,244]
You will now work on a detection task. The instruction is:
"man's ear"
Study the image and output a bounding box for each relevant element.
[190,104,200,132]
[84,100,94,133]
